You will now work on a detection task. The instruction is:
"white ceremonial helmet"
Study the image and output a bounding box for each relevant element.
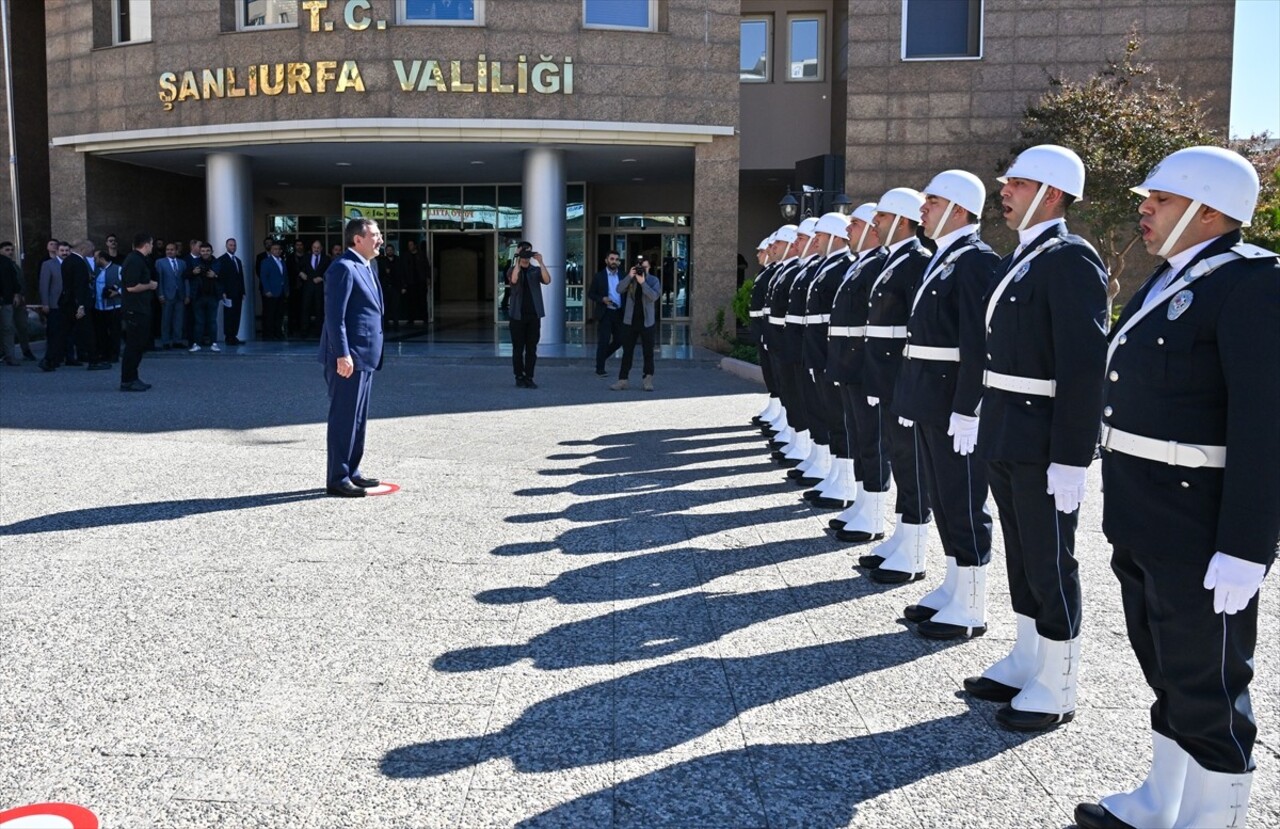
[757,234,773,251]
[814,211,851,240]
[849,202,878,250]
[773,224,799,245]
[873,187,924,246]
[797,216,821,256]
[998,144,1086,232]
[922,169,987,239]
[1131,146,1260,258]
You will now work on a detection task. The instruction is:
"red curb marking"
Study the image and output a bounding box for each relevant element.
[0,803,99,829]
[364,482,401,496]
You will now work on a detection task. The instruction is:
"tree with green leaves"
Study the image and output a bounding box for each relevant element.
[1233,135,1280,253]
[1006,33,1219,298]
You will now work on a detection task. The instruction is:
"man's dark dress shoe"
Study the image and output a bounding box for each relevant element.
[87,362,110,370]
[902,604,939,623]
[38,360,55,372]
[868,567,924,584]
[962,675,1019,702]
[812,496,853,509]
[917,619,987,640]
[516,376,527,387]
[995,704,1073,731]
[1073,803,1137,829]
[65,360,83,366]
[750,416,765,426]
[857,552,885,567]
[119,380,149,392]
[525,379,538,388]
[350,474,381,488]
[326,481,366,497]
[829,518,846,530]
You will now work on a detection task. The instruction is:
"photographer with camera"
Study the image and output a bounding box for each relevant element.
[507,247,551,388]
[609,257,660,392]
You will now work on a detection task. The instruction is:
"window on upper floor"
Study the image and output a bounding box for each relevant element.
[240,0,298,30]
[740,16,770,83]
[786,14,823,82]
[902,0,983,60]
[583,0,656,32]
[399,0,485,26]
[113,0,151,44]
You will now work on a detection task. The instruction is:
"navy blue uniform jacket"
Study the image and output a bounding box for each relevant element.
[977,223,1108,467]
[801,251,854,373]
[318,250,385,372]
[863,240,932,403]
[893,233,1000,426]
[764,258,803,360]
[1101,231,1280,566]
[824,250,887,385]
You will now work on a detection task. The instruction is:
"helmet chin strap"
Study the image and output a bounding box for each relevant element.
[928,200,957,241]
[825,236,835,257]
[801,235,816,258]
[855,223,871,252]
[1016,182,1049,232]
[1157,199,1203,259]
[884,216,902,248]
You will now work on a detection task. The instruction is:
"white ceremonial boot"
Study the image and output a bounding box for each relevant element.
[813,455,846,496]
[815,459,859,507]
[996,635,1080,731]
[859,513,903,566]
[1089,732,1192,829]
[782,429,812,461]
[758,396,781,421]
[1172,763,1252,829]
[916,565,988,640]
[794,440,826,476]
[837,489,886,543]
[870,522,929,584]
[963,613,1039,699]
[904,556,958,623]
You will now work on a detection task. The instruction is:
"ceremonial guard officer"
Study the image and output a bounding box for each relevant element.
[799,213,858,506]
[1075,147,1278,829]
[749,233,782,429]
[891,170,1001,639]
[965,145,1108,731]
[827,204,887,541]
[787,213,851,488]
[768,218,820,467]
[858,188,935,585]
[761,225,800,446]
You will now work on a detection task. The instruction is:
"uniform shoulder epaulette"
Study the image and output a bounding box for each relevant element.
[1229,242,1279,260]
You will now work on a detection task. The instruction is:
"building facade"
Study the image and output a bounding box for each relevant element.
[2,0,1233,343]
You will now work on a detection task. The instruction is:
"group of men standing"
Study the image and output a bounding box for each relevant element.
[748,144,1277,829]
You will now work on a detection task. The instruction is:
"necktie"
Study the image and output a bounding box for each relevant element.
[1139,264,1174,312]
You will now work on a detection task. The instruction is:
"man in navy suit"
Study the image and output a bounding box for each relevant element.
[319,218,385,497]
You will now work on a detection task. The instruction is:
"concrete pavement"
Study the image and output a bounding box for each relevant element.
[1,350,1276,828]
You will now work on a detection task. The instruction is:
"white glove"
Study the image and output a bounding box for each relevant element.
[1045,463,1087,513]
[808,368,816,381]
[867,396,880,407]
[947,412,980,456]
[1203,552,1266,615]
[898,416,914,428]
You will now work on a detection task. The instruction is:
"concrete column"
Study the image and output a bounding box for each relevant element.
[205,152,254,341]
[521,147,565,345]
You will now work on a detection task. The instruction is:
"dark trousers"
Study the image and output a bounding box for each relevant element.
[93,308,122,362]
[324,364,374,486]
[846,384,887,489]
[193,296,219,345]
[987,460,1082,641]
[759,341,777,397]
[303,283,324,332]
[836,383,865,477]
[14,301,31,352]
[816,378,846,456]
[288,285,304,334]
[121,310,149,383]
[618,322,655,380]
[42,307,64,365]
[223,296,243,342]
[1112,542,1259,773]
[595,307,622,372]
[918,423,992,567]
[509,315,541,379]
[799,369,829,444]
[773,355,808,433]
[261,296,284,339]
[45,307,90,367]
[886,413,931,524]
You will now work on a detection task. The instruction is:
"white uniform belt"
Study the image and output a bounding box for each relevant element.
[748,310,765,318]
[803,314,830,324]
[864,325,907,339]
[903,344,960,362]
[768,316,785,326]
[828,325,866,338]
[1100,424,1226,469]
[784,314,806,324]
[983,370,1056,397]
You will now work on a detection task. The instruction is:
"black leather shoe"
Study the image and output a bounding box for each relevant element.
[87,362,111,371]
[995,705,1073,732]
[869,567,924,584]
[812,496,853,510]
[596,370,608,377]
[38,360,55,372]
[750,415,765,426]
[350,474,381,488]
[119,380,149,392]
[917,619,987,640]
[326,480,367,497]
[794,475,821,487]
[828,518,846,530]
[903,604,938,623]
[786,467,806,479]
[962,675,1020,702]
[525,378,538,389]
[1073,803,1137,829]
[65,360,83,366]
[835,531,884,545]
[516,376,527,387]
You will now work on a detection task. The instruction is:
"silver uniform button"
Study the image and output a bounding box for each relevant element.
[1180,481,1190,488]
[1118,334,1127,345]
[1104,406,1113,416]
[1109,370,1119,381]
[1157,337,1165,345]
